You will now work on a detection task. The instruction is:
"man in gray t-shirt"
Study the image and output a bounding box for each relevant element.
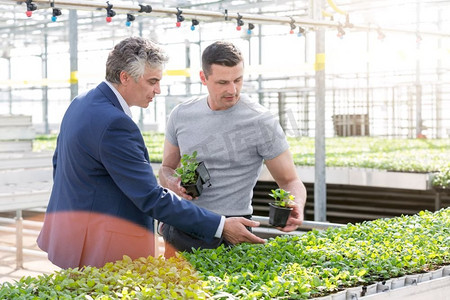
[158,41,307,257]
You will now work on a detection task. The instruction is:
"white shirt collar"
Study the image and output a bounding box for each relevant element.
[104,80,133,118]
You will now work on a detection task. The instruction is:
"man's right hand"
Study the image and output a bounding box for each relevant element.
[222,217,266,245]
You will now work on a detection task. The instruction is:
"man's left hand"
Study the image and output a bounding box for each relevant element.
[277,204,303,232]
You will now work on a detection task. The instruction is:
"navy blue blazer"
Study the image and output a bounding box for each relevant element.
[37,82,221,268]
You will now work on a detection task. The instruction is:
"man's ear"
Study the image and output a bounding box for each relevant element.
[119,71,130,85]
[199,70,207,85]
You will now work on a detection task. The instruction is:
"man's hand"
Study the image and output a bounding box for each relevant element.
[159,165,195,200]
[222,217,266,245]
[277,204,303,232]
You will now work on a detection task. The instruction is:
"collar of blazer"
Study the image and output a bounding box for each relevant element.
[97,82,124,113]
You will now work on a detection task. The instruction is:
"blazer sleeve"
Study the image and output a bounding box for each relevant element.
[98,115,221,242]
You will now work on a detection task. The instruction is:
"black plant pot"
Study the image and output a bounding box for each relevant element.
[196,161,211,184]
[182,176,203,198]
[268,203,293,227]
[181,161,211,198]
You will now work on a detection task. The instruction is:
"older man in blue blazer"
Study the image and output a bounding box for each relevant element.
[37,37,264,269]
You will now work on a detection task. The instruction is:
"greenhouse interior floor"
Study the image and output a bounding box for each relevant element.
[0,210,60,284]
[0,242,59,284]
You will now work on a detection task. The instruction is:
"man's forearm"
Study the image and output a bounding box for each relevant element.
[158,165,175,188]
[279,179,307,209]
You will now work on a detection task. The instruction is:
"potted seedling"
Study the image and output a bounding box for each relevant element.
[268,188,295,227]
[174,151,211,198]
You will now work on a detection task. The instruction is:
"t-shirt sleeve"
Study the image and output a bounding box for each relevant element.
[256,111,289,160]
[165,105,179,147]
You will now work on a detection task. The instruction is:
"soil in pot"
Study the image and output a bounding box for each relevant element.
[182,176,203,198]
[180,161,211,198]
[269,203,293,227]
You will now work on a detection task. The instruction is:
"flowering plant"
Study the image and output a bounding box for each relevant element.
[269,188,295,207]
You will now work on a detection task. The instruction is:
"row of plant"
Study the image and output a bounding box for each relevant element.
[1,208,449,299]
[0,255,208,299]
[432,167,450,190]
[184,208,450,299]
[33,134,450,188]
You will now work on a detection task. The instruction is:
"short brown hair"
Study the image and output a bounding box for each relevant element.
[201,41,243,78]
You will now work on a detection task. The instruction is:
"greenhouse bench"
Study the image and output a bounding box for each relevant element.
[0,151,53,269]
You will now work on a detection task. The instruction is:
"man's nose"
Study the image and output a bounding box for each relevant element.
[227,83,237,94]
[154,82,161,94]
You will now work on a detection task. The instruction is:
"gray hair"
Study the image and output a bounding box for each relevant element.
[105,36,168,84]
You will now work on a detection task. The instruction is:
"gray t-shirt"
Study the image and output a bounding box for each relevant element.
[166,94,289,216]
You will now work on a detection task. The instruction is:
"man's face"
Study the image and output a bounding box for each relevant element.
[200,62,244,111]
[122,66,163,108]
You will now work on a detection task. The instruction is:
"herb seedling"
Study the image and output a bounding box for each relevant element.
[269,188,295,207]
[174,151,200,185]
[173,151,211,197]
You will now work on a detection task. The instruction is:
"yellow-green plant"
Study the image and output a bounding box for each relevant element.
[0,255,209,299]
[269,188,295,207]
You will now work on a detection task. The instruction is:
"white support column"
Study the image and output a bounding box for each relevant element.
[313,0,327,222]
